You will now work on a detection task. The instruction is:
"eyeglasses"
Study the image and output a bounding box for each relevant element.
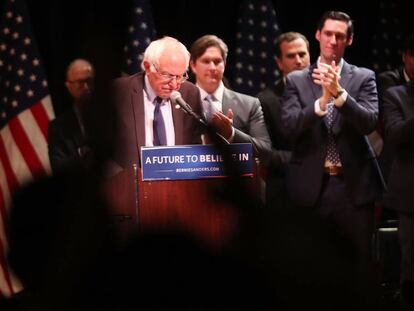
[151,63,189,83]
[68,77,94,87]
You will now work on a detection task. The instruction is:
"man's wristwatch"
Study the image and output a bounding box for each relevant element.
[334,88,344,99]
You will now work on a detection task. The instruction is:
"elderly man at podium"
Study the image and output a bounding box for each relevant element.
[110,36,204,170]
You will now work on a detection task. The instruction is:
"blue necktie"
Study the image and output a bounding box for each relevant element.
[326,103,341,165]
[153,96,166,146]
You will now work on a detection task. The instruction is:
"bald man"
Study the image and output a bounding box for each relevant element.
[48,58,95,173]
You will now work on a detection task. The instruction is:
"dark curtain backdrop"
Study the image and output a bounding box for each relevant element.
[2,0,411,115]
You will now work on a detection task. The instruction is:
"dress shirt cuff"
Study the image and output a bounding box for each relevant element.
[315,99,328,117]
[334,89,347,107]
[227,126,235,143]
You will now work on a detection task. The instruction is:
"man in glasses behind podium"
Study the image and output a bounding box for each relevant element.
[48,58,95,173]
[110,36,204,170]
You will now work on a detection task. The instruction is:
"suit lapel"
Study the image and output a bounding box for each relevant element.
[131,74,146,149]
[66,108,84,149]
[274,79,285,97]
[222,89,242,128]
[401,83,414,118]
[308,64,322,101]
[222,88,232,114]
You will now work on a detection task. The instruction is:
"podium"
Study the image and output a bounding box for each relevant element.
[104,145,260,249]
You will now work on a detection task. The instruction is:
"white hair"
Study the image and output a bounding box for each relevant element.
[141,36,190,71]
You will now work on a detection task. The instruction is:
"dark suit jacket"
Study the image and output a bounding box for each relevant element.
[257,80,292,170]
[382,80,414,213]
[377,67,406,100]
[48,107,87,173]
[112,72,203,169]
[222,88,271,159]
[281,61,381,207]
[377,67,408,182]
[257,81,293,208]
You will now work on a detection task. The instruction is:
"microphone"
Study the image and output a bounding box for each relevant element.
[170,91,193,114]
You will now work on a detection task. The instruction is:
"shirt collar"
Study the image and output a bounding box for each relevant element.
[144,75,158,103]
[196,81,225,102]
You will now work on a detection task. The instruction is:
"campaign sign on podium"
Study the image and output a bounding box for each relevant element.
[141,143,253,181]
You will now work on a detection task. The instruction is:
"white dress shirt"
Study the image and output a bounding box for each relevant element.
[143,76,175,146]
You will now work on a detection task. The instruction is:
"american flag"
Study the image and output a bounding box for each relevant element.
[122,0,157,75]
[0,0,54,297]
[231,0,281,96]
[371,0,404,73]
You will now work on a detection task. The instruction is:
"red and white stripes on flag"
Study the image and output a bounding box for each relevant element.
[0,97,54,297]
[0,0,55,297]
[0,96,54,296]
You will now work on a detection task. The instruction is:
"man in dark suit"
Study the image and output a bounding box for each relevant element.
[382,80,414,309]
[377,33,414,98]
[257,32,310,208]
[189,35,271,161]
[377,33,414,184]
[111,36,203,170]
[281,11,381,268]
[48,59,95,173]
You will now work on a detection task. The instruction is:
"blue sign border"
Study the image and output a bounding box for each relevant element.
[141,143,253,181]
